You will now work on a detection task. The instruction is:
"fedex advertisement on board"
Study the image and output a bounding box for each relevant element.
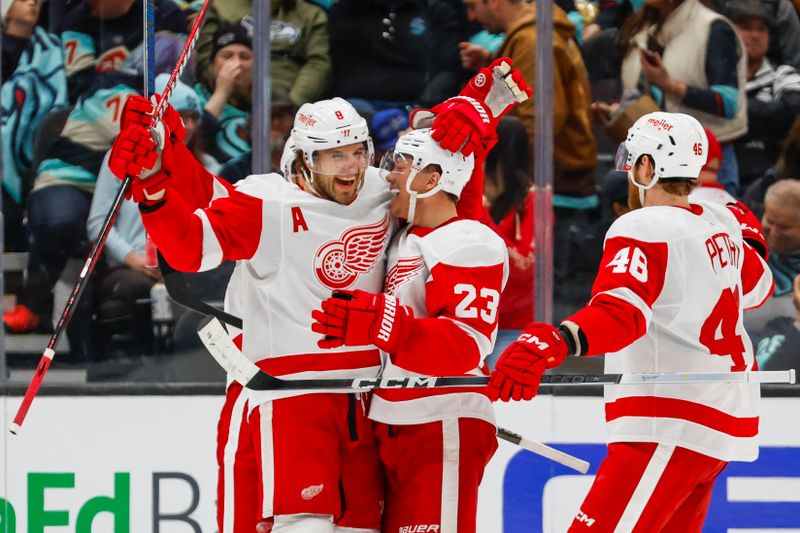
[2,395,799,532]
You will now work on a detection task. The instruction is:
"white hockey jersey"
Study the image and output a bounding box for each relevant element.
[142,168,398,403]
[368,219,509,426]
[566,202,774,461]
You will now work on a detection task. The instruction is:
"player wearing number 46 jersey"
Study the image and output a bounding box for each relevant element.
[489,112,774,533]
[312,128,511,533]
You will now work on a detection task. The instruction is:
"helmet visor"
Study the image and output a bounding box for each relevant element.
[309,142,370,176]
[378,150,416,182]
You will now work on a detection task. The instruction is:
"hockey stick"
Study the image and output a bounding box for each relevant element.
[143,0,158,268]
[197,317,797,391]
[9,0,215,436]
[497,429,590,473]
[197,317,593,471]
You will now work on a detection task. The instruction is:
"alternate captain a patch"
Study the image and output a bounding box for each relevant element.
[313,215,389,290]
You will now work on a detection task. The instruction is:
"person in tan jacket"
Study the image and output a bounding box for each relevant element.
[461,0,597,197]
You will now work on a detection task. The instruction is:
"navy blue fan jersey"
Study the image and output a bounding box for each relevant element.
[61,0,188,103]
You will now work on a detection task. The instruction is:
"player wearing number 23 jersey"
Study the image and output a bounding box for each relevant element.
[489,112,774,533]
[312,128,511,533]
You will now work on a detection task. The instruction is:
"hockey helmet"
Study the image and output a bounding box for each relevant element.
[379,128,474,222]
[291,97,374,177]
[280,136,298,182]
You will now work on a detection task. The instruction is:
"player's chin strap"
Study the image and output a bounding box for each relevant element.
[406,169,441,225]
[627,169,660,207]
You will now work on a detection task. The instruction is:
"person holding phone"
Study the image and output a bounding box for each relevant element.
[596,0,747,196]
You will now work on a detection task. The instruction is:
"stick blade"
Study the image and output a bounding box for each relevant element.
[197,317,259,385]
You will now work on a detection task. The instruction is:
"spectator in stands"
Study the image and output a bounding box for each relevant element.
[480,117,535,366]
[583,0,636,41]
[728,0,800,190]
[2,0,38,81]
[743,117,800,218]
[716,0,800,71]
[745,180,800,331]
[85,152,159,355]
[216,89,297,183]
[60,0,188,103]
[614,0,747,195]
[1,0,67,251]
[751,272,800,371]
[193,0,331,108]
[329,0,469,111]
[2,61,141,339]
[460,0,598,201]
[196,20,253,164]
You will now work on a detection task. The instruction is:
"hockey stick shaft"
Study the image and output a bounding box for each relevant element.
[196,317,592,468]
[143,0,158,268]
[497,428,590,473]
[152,0,211,125]
[198,318,797,391]
[10,175,133,434]
[9,0,215,436]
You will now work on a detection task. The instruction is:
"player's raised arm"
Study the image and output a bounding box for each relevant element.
[421,57,532,220]
[108,120,261,273]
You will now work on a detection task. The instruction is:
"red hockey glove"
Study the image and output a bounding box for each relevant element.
[416,57,531,157]
[120,94,186,143]
[311,290,414,353]
[459,58,531,120]
[487,323,568,402]
[109,123,174,202]
[727,201,768,259]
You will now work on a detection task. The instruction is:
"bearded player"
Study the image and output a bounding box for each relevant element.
[108,60,529,532]
[489,112,773,532]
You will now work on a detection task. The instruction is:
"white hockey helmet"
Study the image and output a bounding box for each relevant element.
[379,128,474,223]
[618,112,708,205]
[291,97,374,177]
[619,112,707,181]
[280,135,298,182]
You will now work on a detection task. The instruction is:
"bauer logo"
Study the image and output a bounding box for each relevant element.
[501,444,800,532]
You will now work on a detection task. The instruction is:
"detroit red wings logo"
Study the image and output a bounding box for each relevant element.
[314,215,389,290]
[384,256,425,295]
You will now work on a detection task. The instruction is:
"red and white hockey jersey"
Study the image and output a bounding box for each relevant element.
[567,202,774,462]
[142,166,398,403]
[368,219,509,426]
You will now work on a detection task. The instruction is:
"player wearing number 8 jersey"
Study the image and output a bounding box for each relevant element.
[489,112,774,532]
[312,128,510,533]
[108,58,529,532]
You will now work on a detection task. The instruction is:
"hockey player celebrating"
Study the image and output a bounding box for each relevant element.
[311,128,510,533]
[107,59,529,532]
[488,112,774,532]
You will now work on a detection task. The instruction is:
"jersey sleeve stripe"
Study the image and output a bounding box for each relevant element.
[195,209,224,272]
[605,395,759,438]
[440,316,494,357]
[212,177,232,203]
[591,287,653,326]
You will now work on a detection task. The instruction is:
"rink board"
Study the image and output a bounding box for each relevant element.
[2,394,799,532]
